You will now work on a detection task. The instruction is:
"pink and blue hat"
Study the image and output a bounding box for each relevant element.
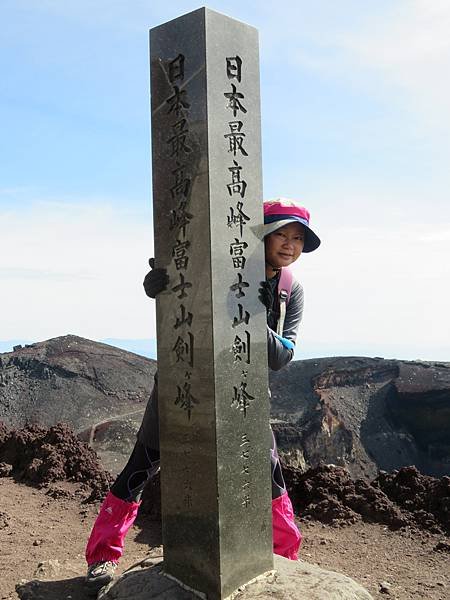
[263,198,321,253]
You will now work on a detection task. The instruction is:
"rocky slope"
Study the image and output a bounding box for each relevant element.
[1,337,449,478]
[0,335,156,430]
[0,335,156,471]
[270,357,450,478]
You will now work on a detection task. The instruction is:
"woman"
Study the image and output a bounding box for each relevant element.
[85,198,320,591]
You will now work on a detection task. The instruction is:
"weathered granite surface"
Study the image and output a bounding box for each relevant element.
[150,7,271,597]
[97,555,373,600]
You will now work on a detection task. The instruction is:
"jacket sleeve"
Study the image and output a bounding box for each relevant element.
[267,280,304,371]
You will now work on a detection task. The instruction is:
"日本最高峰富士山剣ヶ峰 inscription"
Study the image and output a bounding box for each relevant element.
[150,8,272,599]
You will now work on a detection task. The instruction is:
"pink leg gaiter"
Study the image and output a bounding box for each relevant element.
[272,491,302,560]
[85,491,141,566]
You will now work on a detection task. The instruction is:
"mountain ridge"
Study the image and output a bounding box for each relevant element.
[1,335,449,477]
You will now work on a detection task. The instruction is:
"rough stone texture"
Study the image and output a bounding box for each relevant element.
[285,464,450,535]
[270,356,450,478]
[0,334,156,472]
[0,422,112,501]
[1,341,449,480]
[150,7,271,598]
[32,559,79,579]
[97,555,373,599]
[140,463,450,536]
[2,421,448,536]
[0,335,156,431]
[374,466,450,534]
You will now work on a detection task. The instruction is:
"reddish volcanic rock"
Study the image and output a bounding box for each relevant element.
[283,463,450,535]
[0,422,111,501]
[284,464,407,529]
[374,466,450,534]
[1,421,449,538]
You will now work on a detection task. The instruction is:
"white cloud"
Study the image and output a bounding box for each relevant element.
[291,218,450,359]
[2,2,449,361]
[340,1,450,71]
[315,1,450,133]
[0,267,96,281]
[0,199,156,340]
[419,229,450,243]
[1,195,448,360]
[257,1,450,147]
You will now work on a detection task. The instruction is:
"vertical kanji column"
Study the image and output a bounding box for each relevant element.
[150,8,272,599]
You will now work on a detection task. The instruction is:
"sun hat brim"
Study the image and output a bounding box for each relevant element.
[263,217,321,253]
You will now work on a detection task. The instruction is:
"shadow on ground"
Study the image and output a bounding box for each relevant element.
[16,517,162,600]
[16,577,91,600]
[134,513,162,547]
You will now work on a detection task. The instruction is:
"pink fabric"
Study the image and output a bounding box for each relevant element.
[85,491,140,565]
[272,492,302,560]
[264,199,310,222]
[278,267,293,304]
[86,490,301,565]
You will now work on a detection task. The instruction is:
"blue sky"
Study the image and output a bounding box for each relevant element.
[1,1,449,360]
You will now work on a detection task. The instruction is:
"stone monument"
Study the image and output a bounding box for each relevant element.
[150,8,272,599]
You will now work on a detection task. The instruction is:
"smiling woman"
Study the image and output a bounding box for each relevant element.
[265,222,305,276]
[263,199,321,280]
[83,197,322,591]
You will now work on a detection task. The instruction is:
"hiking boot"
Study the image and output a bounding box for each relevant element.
[85,561,117,593]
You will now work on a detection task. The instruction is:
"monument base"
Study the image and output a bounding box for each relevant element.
[162,568,276,600]
[97,554,374,600]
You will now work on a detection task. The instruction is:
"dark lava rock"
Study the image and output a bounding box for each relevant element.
[0,511,10,529]
[270,357,450,478]
[282,463,450,535]
[0,461,13,476]
[0,421,111,501]
[2,420,448,538]
[284,464,407,529]
[140,462,449,536]
[0,335,156,434]
[433,540,450,553]
[375,466,450,534]
[0,421,9,445]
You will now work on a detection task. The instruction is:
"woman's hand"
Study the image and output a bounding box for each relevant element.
[143,258,169,298]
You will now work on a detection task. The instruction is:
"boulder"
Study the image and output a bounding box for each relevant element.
[98,555,373,599]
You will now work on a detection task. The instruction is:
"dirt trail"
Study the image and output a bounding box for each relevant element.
[85,409,144,446]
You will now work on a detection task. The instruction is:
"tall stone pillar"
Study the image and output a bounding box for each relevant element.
[150,8,272,598]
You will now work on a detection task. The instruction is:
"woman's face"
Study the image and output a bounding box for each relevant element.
[265,222,305,269]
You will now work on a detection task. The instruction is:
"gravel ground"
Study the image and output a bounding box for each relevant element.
[1,478,449,600]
